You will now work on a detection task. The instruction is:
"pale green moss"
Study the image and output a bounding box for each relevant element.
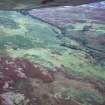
[60,51,105,80]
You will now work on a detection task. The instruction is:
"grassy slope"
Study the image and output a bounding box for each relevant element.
[0,11,105,80]
[0,10,105,105]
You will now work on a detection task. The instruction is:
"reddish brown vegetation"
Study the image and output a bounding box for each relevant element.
[0,57,105,105]
[0,56,53,94]
[14,58,53,82]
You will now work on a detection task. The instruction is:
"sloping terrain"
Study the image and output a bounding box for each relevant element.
[29,4,105,78]
[0,4,105,105]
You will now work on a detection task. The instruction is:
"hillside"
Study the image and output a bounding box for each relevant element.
[0,5,105,105]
